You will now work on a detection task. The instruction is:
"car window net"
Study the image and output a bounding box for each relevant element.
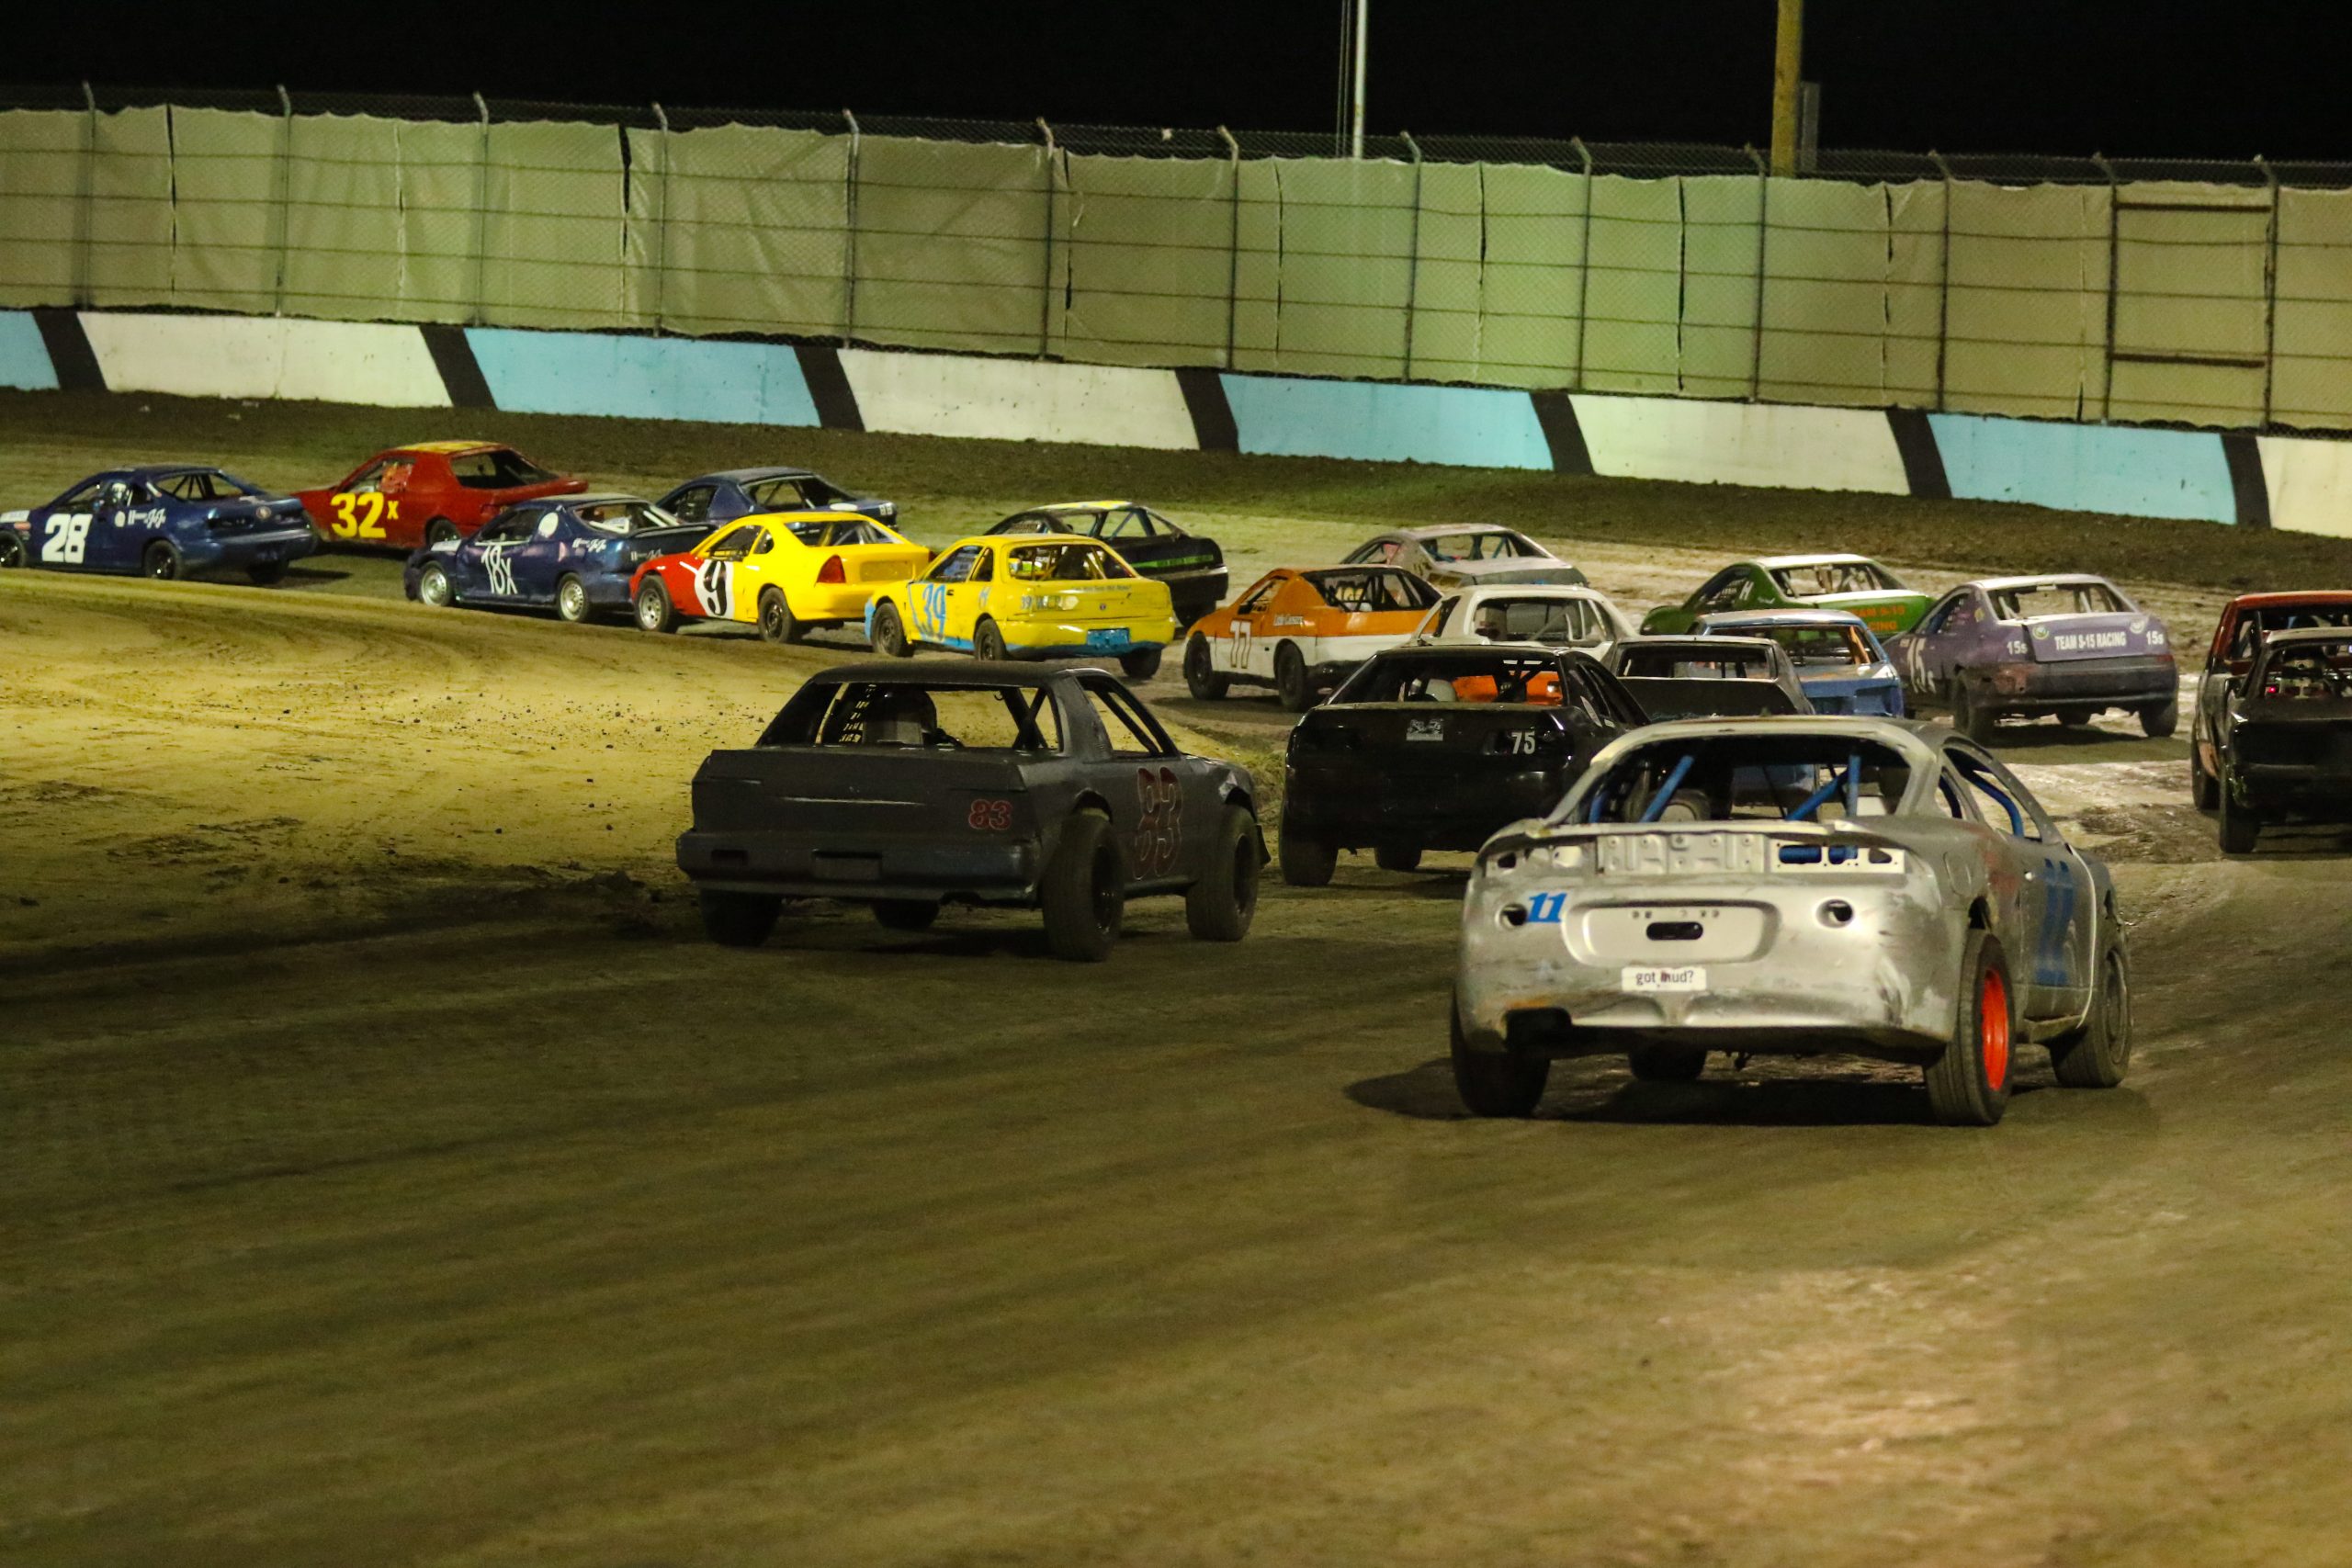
[1575,737,1916,824]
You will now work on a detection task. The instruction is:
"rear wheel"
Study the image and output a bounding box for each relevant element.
[2141,698,2178,739]
[1278,822,1337,887]
[1041,813,1125,962]
[142,541,181,581]
[247,559,288,586]
[554,574,593,624]
[757,587,804,645]
[0,530,25,570]
[2190,744,2220,810]
[1184,806,1261,942]
[1274,641,1315,712]
[699,889,781,949]
[973,617,1008,662]
[424,517,459,547]
[634,578,678,633]
[1183,634,1230,700]
[1628,1045,1707,1082]
[2219,776,2261,854]
[1923,930,2014,1126]
[1119,646,1162,682]
[870,601,911,658]
[873,899,940,932]
[1951,682,1996,744]
[417,562,455,608]
[2050,941,2132,1089]
[1450,1002,1549,1117]
[1374,840,1422,874]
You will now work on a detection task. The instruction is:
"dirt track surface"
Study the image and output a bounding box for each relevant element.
[7,413,2352,1564]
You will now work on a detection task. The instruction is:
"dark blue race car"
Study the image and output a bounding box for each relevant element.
[403,493,713,623]
[655,467,897,529]
[1,466,317,584]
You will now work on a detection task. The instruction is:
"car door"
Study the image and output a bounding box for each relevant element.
[727,522,790,623]
[502,508,571,604]
[1074,674,1201,886]
[1215,574,1283,675]
[467,511,539,602]
[910,544,984,648]
[684,522,763,621]
[97,478,168,573]
[1948,741,2087,1016]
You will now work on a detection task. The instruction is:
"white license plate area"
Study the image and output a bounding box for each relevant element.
[1577,904,1769,963]
[1623,965,1706,993]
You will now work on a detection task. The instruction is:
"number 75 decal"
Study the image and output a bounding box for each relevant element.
[329,491,394,539]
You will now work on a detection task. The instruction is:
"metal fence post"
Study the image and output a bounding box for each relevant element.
[2258,154,2281,429]
[272,85,294,317]
[2096,152,2119,421]
[1571,137,1595,390]
[1930,151,1954,411]
[649,103,672,334]
[1219,125,1242,368]
[469,93,493,327]
[842,109,862,344]
[74,81,96,308]
[1401,130,1424,381]
[1747,145,1770,400]
[1038,117,1058,359]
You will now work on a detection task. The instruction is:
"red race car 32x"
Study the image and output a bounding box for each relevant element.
[296,440,584,550]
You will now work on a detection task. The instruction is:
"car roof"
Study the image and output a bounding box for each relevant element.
[2226,590,2352,608]
[2262,625,2352,647]
[1446,582,1608,602]
[1302,564,1417,582]
[1697,608,1868,627]
[1383,523,1526,541]
[728,510,892,526]
[1603,713,1946,759]
[699,467,819,485]
[1624,634,1785,655]
[1368,639,1567,661]
[116,465,226,481]
[395,441,503,457]
[1752,552,1879,570]
[1030,500,1134,513]
[555,492,653,508]
[1970,573,2118,592]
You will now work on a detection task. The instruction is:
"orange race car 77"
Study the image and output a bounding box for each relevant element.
[1182,565,1441,711]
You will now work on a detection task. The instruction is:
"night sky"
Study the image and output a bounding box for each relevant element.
[9,1,2333,160]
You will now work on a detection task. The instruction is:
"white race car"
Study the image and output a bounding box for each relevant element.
[1408,582,1636,662]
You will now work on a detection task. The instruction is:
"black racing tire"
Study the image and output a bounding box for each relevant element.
[698,889,782,949]
[1183,634,1230,700]
[1374,840,1423,874]
[2140,697,2179,739]
[2050,940,2132,1089]
[870,601,912,658]
[2219,777,2261,855]
[417,562,455,609]
[1041,812,1125,962]
[1277,822,1338,887]
[873,899,940,932]
[2189,744,2220,811]
[1951,682,1996,745]
[634,578,679,634]
[1119,646,1163,682]
[1924,929,2015,1126]
[0,530,25,570]
[973,617,1009,662]
[1450,1000,1549,1118]
[142,540,182,581]
[424,517,460,547]
[1183,805,1261,942]
[757,587,805,645]
[1274,641,1315,712]
[1628,1045,1708,1082]
[246,558,288,586]
[554,573,593,625]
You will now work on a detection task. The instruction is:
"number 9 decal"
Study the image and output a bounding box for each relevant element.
[330,491,390,540]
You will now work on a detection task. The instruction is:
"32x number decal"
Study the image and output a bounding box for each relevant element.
[40,513,92,565]
[328,491,392,540]
[1133,767,1183,875]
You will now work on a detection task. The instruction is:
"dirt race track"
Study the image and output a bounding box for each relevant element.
[6,400,2352,1566]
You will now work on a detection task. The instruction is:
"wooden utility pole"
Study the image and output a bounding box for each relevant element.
[1770,0,1804,175]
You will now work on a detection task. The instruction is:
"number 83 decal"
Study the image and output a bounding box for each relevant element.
[1133,767,1182,875]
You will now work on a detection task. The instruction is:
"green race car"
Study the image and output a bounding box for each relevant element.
[1640,553,1932,639]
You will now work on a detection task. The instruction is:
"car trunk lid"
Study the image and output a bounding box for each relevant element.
[2014,612,2167,663]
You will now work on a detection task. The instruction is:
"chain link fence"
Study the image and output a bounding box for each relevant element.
[9,86,2352,431]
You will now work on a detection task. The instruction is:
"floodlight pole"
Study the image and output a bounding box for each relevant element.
[1350,0,1369,159]
[1770,0,1804,176]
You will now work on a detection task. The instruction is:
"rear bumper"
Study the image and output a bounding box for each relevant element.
[1285,766,1569,850]
[1978,655,2177,712]
[678,829,1043,903]
[185,525,318,573]
[1001,617,1176,658]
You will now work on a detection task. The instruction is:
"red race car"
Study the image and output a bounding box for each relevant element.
[295,440,585,550]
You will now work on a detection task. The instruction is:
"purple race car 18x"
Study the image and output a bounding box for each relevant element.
[1886,574,2177,742]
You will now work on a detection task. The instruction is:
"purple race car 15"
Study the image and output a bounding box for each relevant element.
[1886,574,2177,743]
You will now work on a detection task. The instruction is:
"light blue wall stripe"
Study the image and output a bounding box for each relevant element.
[0,311,59,390]
[465,329,819,426]
[1220,374,1553,469]
[1928,412,2236,523]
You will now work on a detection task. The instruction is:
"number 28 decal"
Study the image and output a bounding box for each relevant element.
[329,491,392,540]
[40,513,92,565]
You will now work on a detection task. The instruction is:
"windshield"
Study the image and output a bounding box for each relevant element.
[1568,735,1920,825]
[1770,560,1901,597]
[1423,529,1540,562]
[1616,645,1779,681]
[1006,541,1133,581]
[2258,637,2352,699]
[1464,595,1611,646]
[1989,581,2127,619]
[762,682,1064,751]
[1334,651,1566,706]
[575,500,684,535]
[1738,623,1876,667]
[786,516,899,547]
[1305,568,1439,612]
[449,448,558,489]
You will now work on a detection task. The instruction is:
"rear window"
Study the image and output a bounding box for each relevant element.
[155,470,253,501]
[450,448,557,489]
[1464,595,1611,646]
[1334,650,1567,706]
[1740,623,1875,667]
[575,500,682,535]
[1770,560,1901,597]
[1304,568,1439,612]
[1989,581,2127,619]
[1568,736,1921,824]
[2231,604,2352,660]
[763,682,1064,751]
[1616,645,1778,681]
[1421,529,1542,561]
[786,516,899,547]
[1006,541,1133,581]
[2259,637,2352,699]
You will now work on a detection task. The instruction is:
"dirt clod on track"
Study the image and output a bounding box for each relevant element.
[6,395,2352,1567]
